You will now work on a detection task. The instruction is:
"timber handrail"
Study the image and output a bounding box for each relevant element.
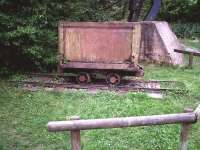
[174,49,200,56]
[174,49,200,68]
[47,105,200,150]
[47,113,197,132]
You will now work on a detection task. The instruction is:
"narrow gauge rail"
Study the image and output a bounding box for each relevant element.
[8,73,186,93]
[25,73,184,84]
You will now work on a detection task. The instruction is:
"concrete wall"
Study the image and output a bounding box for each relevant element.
[138,21,184,65]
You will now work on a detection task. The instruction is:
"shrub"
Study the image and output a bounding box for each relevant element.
[171,23,200,39]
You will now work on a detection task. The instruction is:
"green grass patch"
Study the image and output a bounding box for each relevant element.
[0,40,200,149]
[181,39,200,50]
[1,64,200,150]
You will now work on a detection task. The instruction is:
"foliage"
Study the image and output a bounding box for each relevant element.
[0,0,200,73]
[0,0,71,72]
[171,23,200,39]
[1,61,200,149]
[158,0,200,22]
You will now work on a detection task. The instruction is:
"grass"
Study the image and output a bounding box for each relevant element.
[0,41,200,150]
[181,39,200,50]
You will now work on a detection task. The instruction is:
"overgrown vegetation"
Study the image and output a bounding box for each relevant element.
[0,41,200,150]
[0,0,200,73]
[158,0,200,22]
[172,23,200,39]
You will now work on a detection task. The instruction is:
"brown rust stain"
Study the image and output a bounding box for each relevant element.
[65,28,81,60]
[139,23,154,61]
[61,22,135,63]
[131,23,141,63]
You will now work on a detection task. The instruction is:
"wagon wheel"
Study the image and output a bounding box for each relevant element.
[106,73,121,85]
[76,72,91,84]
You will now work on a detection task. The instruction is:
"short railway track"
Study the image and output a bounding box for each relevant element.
[8,73,187,94]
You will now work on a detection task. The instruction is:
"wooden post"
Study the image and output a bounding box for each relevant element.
[180,108,193,150]
[70,116,81,150]
[194,104,200,120]
[188,53,193,68]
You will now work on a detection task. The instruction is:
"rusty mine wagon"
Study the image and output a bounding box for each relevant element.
[58,22,145,84]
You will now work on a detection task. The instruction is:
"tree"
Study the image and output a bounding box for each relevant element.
[158,0,199,22]
[0,0,199,74]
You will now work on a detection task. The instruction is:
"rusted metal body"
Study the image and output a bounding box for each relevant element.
[58,21,144,79]
[59,22,137,63]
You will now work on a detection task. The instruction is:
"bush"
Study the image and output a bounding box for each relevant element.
[0,0,128,74]
[171,23,200,39]
[0,0,200,74]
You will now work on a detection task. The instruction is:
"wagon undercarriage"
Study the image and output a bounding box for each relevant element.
[60,62,144,84]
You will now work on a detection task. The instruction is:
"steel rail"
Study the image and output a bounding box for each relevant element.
[8,79,186,93]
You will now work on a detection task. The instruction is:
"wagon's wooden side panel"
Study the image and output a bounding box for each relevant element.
[59,22,135,64]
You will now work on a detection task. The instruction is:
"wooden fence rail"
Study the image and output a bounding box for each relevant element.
[47,105,200,150]
[174,49,200,68]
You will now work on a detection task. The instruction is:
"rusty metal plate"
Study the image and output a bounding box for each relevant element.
[60,22,134,63]
[60,62,136,71]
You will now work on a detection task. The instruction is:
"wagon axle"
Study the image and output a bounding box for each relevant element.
[106,73,121,85]
[76,72,91,84]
